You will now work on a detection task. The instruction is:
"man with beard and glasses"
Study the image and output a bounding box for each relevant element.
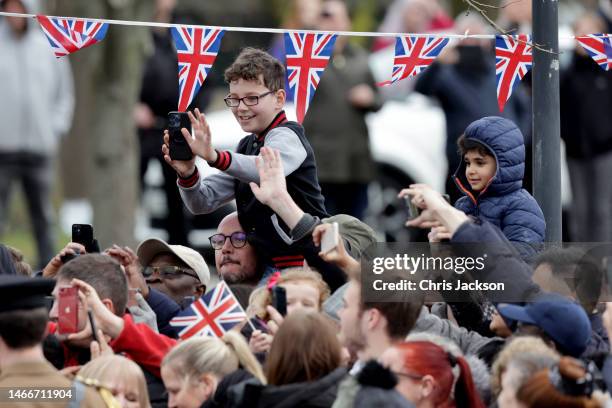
[415,13,531,202]
[209,212,262,285]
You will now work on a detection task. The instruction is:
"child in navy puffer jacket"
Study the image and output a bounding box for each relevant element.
[453,116,546,260]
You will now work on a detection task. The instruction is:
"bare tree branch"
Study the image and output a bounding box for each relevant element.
[461,0,557,54]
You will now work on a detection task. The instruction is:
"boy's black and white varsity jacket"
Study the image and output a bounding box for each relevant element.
[177,111,329,267]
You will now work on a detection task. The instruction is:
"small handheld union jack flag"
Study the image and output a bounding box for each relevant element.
[495,34,533,112]
[36,15,109,58]
[171,26,225,112]
[576,34,612,71]
[378,36,449,87]
[169,281,247,340]
[284,32,337,123]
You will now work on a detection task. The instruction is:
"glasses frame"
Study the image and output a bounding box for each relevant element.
[224,91,275,108]
[143,265,199,281]
[392,370,425,381]
[208,231,249,250]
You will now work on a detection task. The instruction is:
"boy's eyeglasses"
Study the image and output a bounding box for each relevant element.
[224,91,275,107]
[142,265,199,280]
[209,232,248,250]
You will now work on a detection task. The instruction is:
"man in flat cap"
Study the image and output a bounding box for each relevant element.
[136,238,210,306]
[0,275,108,407]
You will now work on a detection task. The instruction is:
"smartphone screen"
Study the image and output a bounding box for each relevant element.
[168,111,194,161]
[321,222,340,254]
[72,224,93,247]
[58,286,79,335]
[271,286,287,316]
[404,196,420,220]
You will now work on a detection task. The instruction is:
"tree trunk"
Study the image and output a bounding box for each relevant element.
[55,0,151,248]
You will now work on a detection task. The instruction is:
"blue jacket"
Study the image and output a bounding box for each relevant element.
[453,117,545,259]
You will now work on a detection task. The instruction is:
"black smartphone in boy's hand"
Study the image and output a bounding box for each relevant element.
[168,111,194,161]
[72,224,99,253]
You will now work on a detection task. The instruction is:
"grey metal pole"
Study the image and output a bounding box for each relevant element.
[532,0,562,242]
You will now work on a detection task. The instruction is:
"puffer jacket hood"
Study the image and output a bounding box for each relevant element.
[452,117,545,260]
[454,116,525,200]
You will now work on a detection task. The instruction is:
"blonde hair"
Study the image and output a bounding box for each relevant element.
[491,336,560,396]
[247,268,331,320]
[78,355,151,408]
[162,331,266,384]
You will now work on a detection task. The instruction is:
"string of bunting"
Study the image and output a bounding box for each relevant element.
[2,11,611,118]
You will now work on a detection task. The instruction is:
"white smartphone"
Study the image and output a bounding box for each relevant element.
[321,222,340,254]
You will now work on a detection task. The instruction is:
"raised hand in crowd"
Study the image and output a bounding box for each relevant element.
[90,329,113,360]
[250,147,287,207]
[68,278,125,341]
[181,108,216,162]
[105,244,149,298]
[42,242,86,278]
[428,225,453,243]
[312,223,360,278]
[248,304,283,353]
[398,184,469,235]
[265,304,285,335]
[249,329,273,354]
[128,291,159,332]
[250,146,305,229]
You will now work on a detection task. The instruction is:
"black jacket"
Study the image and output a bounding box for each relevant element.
[560,52,612,159]
[228,367,347,408]
[202,370,254,408]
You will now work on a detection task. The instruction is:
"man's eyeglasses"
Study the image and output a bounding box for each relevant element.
[208,232,248,250]
[224,91,275,107]
[143,265,199,281]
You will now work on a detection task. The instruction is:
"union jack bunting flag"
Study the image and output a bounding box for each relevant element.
[36,15,109,58]
[576,34,612,71]
[378,36,449,86]
[284,32,337,123]
[171,26,225,112]
[495,34,533,112]
[169,281,246,340]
